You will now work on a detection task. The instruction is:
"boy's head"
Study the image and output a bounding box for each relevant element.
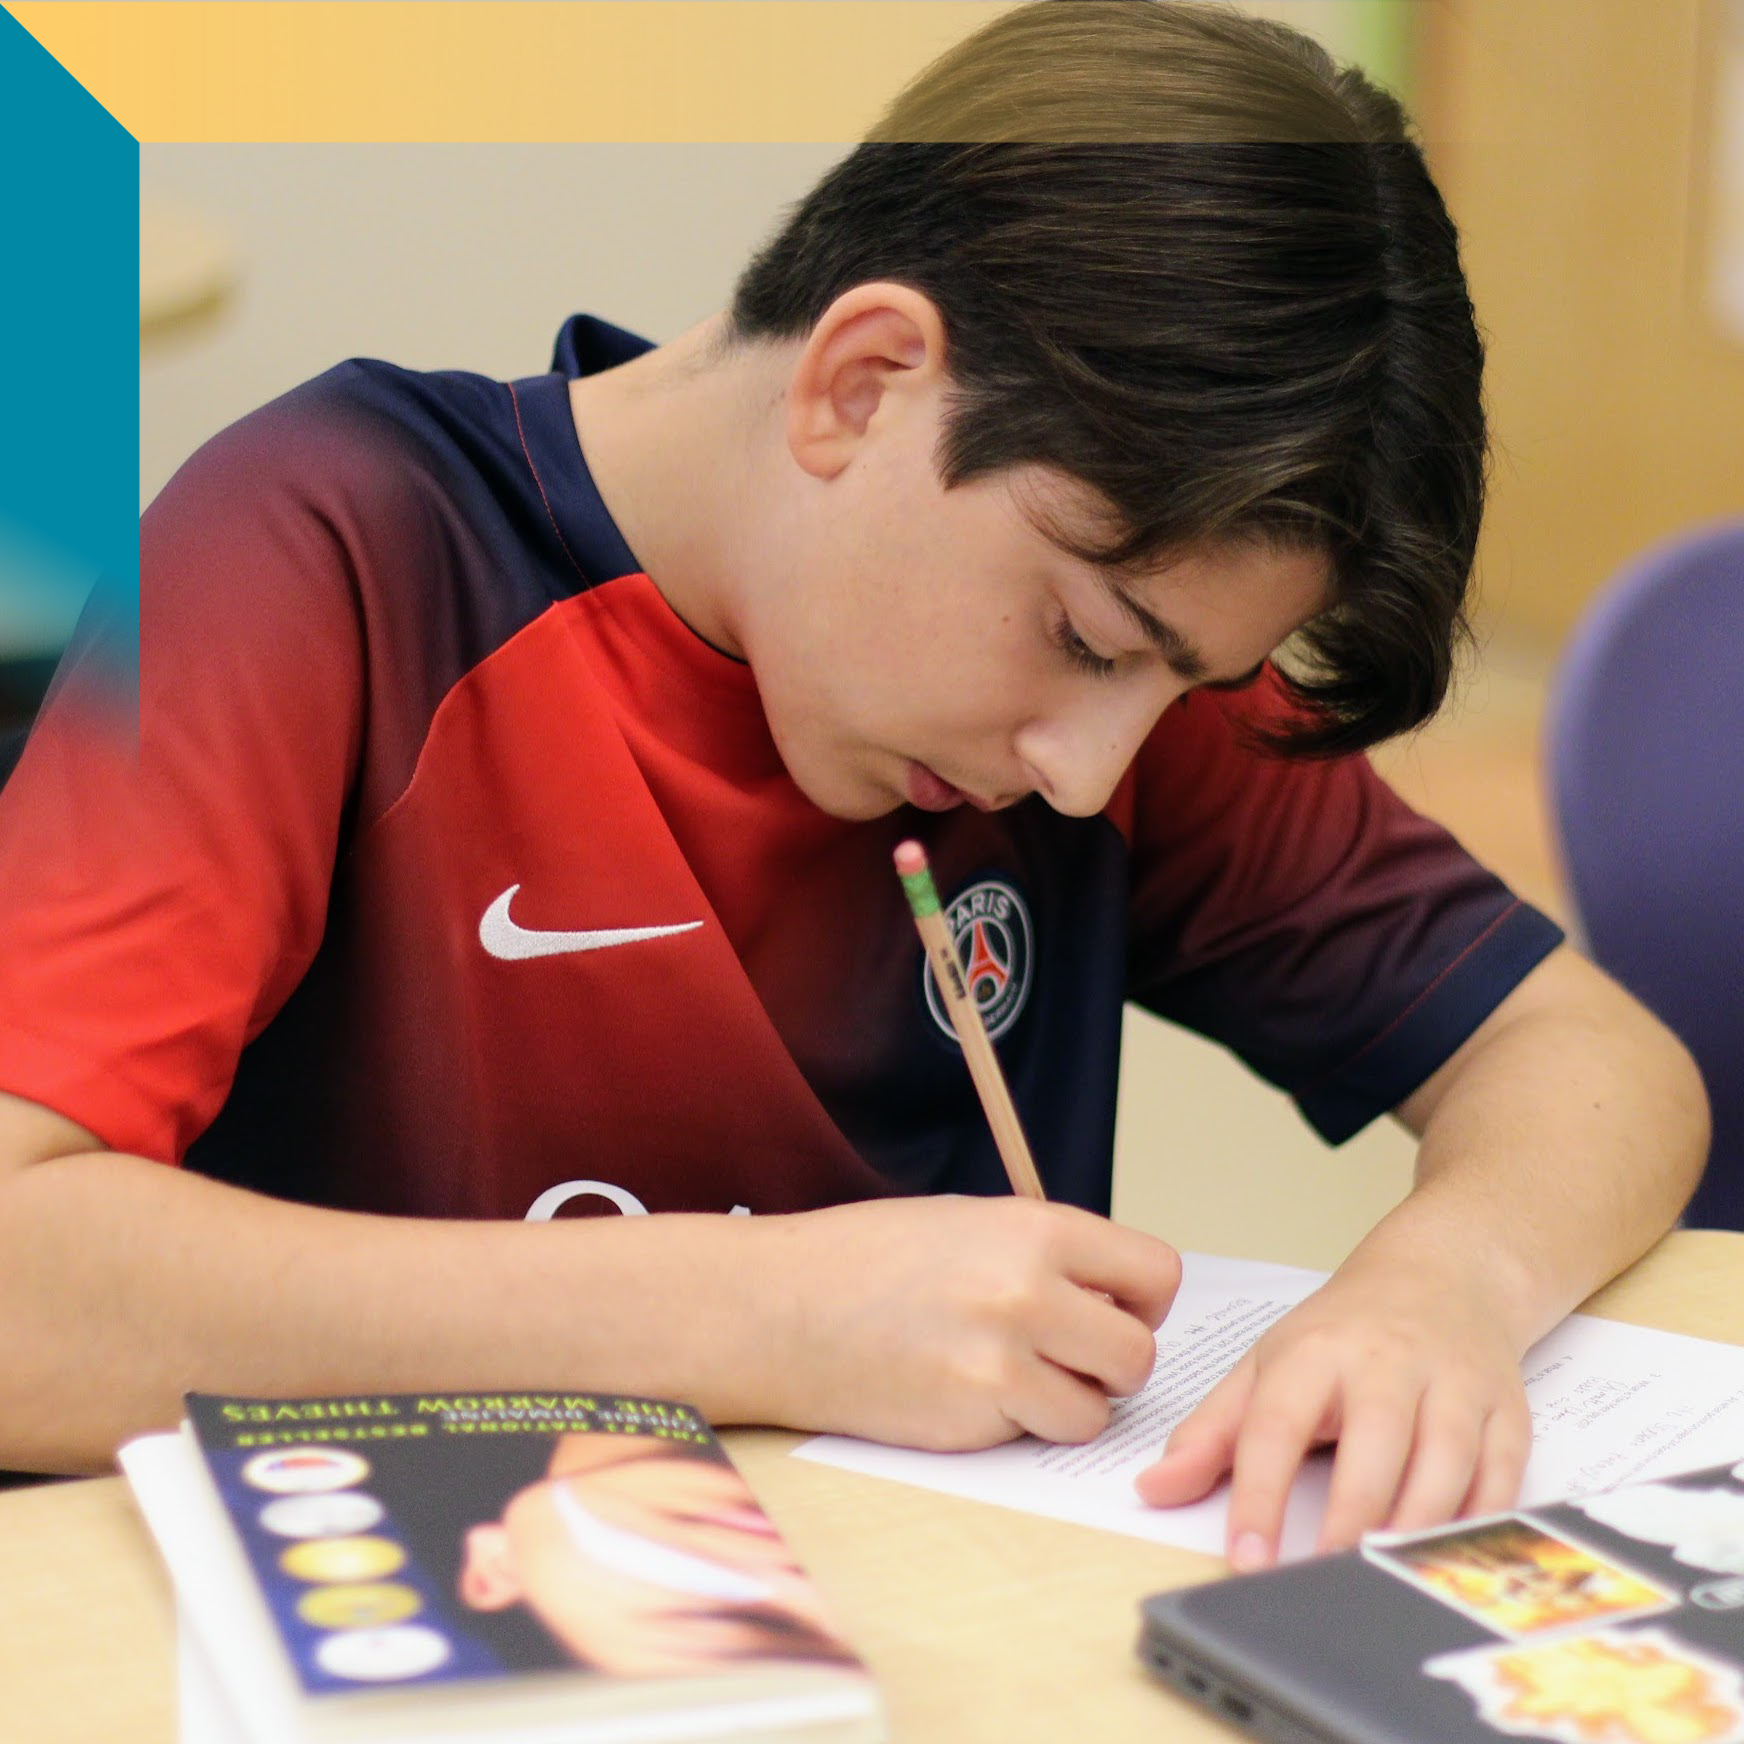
[728,0,1485,761]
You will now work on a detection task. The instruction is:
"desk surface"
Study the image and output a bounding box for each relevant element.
[5,1229,1743,1744]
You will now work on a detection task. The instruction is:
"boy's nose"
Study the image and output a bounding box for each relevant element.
[1015,681,1183,818]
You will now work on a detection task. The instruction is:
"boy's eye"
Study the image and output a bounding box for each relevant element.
[1050,611,1118,679]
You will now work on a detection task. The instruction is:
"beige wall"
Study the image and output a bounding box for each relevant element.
[1424,0,1744,646]
[139,144,847,509]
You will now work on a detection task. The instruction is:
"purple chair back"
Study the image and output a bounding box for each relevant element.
[1546,519,1744,1230]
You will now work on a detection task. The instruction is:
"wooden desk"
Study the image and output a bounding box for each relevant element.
[5,1230,1743,1744]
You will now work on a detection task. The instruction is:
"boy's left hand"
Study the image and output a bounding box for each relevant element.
[1132,1259,1533,1570]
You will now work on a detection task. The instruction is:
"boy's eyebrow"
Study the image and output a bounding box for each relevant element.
[1093,571,1213,681]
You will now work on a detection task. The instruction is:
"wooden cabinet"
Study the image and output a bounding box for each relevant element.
[1421,0,1744,644]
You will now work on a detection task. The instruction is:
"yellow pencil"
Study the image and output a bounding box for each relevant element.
[893,840,1048,1201]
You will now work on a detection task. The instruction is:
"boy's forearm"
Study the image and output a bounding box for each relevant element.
[1365,946,1709,1347]
[0,1151,769,1473]
[0,1143,1185,1475]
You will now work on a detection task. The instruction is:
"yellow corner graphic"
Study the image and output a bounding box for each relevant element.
[3,2,1011,143]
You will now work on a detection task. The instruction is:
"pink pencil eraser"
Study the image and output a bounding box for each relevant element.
[893,840,928,876]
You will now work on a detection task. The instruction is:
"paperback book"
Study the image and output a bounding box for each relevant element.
[120,1389,883,1744]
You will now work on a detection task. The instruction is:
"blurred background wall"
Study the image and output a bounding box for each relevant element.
[94,0,1744,1263]
[1423,0,1744,645]
[138,142,846,507]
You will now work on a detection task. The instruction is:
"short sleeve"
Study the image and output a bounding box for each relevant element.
[1125,673,1563,1142]
[0,396,369,1161]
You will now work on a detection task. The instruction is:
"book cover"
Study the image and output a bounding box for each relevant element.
[126,1389,882,1743]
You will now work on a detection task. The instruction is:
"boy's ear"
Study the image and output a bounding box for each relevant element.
[784,283,948,481]
[458,1523,522,1612]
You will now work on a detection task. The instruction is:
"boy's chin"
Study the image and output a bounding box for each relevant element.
[784,759,905,823]
[803,784,906,824]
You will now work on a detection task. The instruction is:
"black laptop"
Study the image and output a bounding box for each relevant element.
[1139,1455,1744,1744]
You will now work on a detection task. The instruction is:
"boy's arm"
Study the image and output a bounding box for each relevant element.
[1135,944,1710,1566]
[0,1091,1178,1473]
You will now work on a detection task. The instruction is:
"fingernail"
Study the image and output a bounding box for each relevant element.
[1229,1532,1271,1573]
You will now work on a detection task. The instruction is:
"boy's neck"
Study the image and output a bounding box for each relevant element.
[566,312,777,662]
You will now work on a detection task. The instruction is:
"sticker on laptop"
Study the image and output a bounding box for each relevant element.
[1577,1484,1744,1577]
[1363,1515,1676,1639]
[1426,1627,1744,1744]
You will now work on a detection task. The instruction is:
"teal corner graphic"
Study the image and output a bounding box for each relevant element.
[0,9,138,708]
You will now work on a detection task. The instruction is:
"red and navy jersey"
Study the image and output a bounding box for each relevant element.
[0,316,1562,1221]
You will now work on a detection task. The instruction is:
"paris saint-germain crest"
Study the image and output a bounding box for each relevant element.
[922,877,1035,1044]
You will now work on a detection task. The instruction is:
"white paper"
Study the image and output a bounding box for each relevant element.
[174,1636,880,1744]
[180,1609,255,1744]
[795,1251,1744,1562]
[120,1432,309,1744]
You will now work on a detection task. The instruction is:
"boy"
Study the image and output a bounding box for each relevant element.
[0,1,1707,1577]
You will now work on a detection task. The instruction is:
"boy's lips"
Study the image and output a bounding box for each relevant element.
[905,762,970,812]
[905,763,1020,813]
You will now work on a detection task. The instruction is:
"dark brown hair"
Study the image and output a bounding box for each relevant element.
[729,0,1486,754]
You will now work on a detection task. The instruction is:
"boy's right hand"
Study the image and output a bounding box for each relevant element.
[734,1195,1178,1451]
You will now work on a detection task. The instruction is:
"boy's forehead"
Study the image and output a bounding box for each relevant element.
[1011,466,1332,588]
[1023,486,1334,598]
[918,459,1336,642]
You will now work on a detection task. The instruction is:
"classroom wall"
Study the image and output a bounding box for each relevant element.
[139,143,847,508]
[1422,0,1744,646]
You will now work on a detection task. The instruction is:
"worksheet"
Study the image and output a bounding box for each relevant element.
[795,1252,1744,1561]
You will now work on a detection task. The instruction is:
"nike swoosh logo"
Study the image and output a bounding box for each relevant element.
[479,885,704,962]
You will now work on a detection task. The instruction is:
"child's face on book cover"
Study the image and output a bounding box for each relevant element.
[458,1436,855,1677]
